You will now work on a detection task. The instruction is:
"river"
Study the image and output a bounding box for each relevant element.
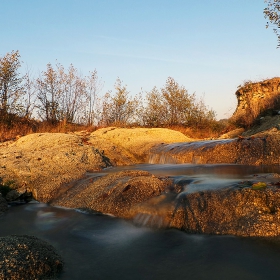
[1,163,280,279]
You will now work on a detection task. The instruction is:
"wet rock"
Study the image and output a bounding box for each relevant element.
[5,189,33,204]
[0,235,63,280]
[0,195,8,214]
[5,190,20,202]
[149,131,280,165]
[52,170,176,218]
[131,185,280,237]
[219,128,245,139]
[52,170,280,237]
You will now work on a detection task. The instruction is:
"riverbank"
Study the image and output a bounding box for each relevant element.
[0,127,191,203]
[2,126,280,237]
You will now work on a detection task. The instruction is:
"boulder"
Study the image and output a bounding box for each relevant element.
[123,182,280,237]
[149,130,280,165]
[51,169,280,237]
[89,127,191,165]
[52,170,178,218]
[0,235,63,279]
[0,133,112,202]
[0,195,8,214]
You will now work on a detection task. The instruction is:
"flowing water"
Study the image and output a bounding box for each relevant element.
[1,163,280,279]
[148,140,235,164]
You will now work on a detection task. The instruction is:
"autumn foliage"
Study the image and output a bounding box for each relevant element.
[0,50,222,141]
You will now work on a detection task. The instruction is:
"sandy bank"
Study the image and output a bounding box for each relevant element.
[0,128,190,202]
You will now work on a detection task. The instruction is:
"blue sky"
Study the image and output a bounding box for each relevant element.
[1,0,279,119]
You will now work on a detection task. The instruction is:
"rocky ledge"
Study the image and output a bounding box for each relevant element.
[49,170,280,237]
[149,129,280,165]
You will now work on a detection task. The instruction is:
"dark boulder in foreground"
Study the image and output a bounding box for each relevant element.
[52,170,280,237]
[0,235,63,280]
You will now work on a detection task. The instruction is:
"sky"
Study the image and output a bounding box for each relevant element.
[1,0,280,119]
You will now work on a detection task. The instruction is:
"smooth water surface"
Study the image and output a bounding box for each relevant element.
[1,164,280,279]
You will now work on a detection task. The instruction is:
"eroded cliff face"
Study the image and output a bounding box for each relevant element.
[232,77,280,126]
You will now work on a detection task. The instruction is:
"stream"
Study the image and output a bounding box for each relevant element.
[1,163,280,279]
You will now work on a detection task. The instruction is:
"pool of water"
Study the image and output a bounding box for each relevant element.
[1,164,280,279]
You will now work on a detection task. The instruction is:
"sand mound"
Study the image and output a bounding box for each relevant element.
[89,127,191,164]
[0,133,111,202]
[0,128,191,202]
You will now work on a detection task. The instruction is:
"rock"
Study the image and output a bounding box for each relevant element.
[0,195,8,214]
[170,186,280,237]
[149,130,280,165]
[52,169,280,237]
[0,235,63,279]
[52,170,177,218]
[219,128,245,139]
[89,127,191,165]
[5,190,20,202]
[127,183,280,237]
[0,133,112,202]
[232,77,280,128]
[0,129,191,203]
[5,189,33,204]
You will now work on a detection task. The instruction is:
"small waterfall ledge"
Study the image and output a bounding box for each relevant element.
[148,135,280,165]
[148,139,235,165]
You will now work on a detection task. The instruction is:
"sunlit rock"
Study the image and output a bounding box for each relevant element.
[52,170,178,218]
[149,131,280,165]
[0,133,112,202]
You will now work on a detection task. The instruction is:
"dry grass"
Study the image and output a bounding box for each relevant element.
[166,124,228,139]
[0,120,97,142]
[0,116,227,143]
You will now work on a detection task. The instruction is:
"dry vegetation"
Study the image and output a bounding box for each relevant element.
[0,50,228,142]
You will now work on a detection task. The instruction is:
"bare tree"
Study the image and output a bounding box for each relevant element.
[36,63,62,123]
[21,66,37,118]
[161,77,195,126]
[264,0,280,46]
[84,70,103,125]
[99,78,139,126]
[142,87,166,127]
[190,95,216,129]
[59,64,86,123]
[143,77,216,128]
[0,50,23,117]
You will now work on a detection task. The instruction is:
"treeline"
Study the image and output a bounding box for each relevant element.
[0,50,217,130]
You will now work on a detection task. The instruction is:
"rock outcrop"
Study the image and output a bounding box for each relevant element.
[149,129,280,165]
[0,235,63,279]
[52,170,178,217]
[232,77,280,127]
[0,128,190,202]
[0,133,112,202]
[89,127,191,165]
[50,170,280,237]
[133,185,280,237]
